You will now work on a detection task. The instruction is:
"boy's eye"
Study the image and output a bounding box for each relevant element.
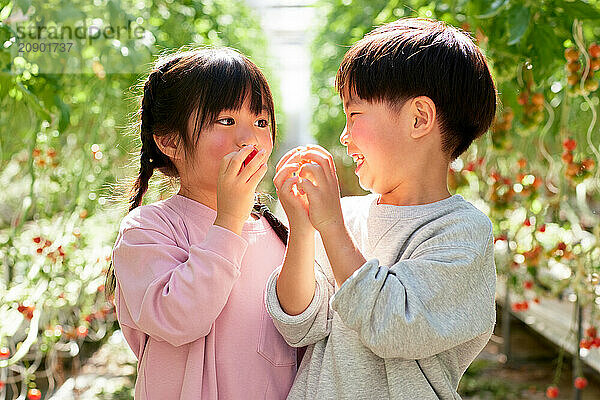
[255,119,269,128]
[349,112,360,118]
[217,117,235,126]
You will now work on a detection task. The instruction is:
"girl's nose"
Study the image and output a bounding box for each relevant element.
[238,127,258,148]
[339,126,350,146]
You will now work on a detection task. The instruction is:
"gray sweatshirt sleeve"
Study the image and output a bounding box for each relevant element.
[264,261,334,347]
[330,240,496,359]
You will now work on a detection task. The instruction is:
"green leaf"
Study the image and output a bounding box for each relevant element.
[507,5,530,45]
[555,0,600,20]
[15,0,30,14]
[476,0,509,19]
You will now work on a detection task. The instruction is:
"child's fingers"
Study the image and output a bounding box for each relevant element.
[225,145,258,176]
[298,162,326,188]
[276,146,305,172]
[304,144,336,173]
[246,162,269,188]
[274,162,301,189]
[299,150,337,186]
[296,177,318,202]
[219,151,238,179]
[238,148,267,181]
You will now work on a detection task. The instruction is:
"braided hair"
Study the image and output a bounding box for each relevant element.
[105,48,288,299]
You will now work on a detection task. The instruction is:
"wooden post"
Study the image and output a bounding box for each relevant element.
[502,280,512,363]
[574,298,582,400]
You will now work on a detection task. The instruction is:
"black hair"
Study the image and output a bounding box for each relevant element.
[336,18,497,160]
[106,47,288,299]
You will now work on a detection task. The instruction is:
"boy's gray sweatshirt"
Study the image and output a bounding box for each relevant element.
[265,194,497,400]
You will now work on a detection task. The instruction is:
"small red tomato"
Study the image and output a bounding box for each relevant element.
[27,388,42,400]
[582,158,595,171]
[563,138,577,151]
[242,146,259,168]
[517,158,527,169]
[524,219,532,227]
[585,326,597,338]
[539,225,546,233]
[561,151,573,164]
[0,381,4,389]
[580,338,593,349]
[32,236,42,244]
[521,301,529,311]
[524,281,534,290]
[533,298,540,304]
[77,326,89,337]
[557,242,567,251]
[0,347,9,359]
[574,376,588,389]
[589,43,600,59]
[532,93,544,106]
[565,47,580,62]
[546,386,559,398]
[593,337,600,347]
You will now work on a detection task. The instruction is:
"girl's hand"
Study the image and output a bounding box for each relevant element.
[214,145,268,235]
[274,147,314,235]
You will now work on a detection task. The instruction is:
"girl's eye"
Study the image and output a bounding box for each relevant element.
[349,112,360,118]
[255,119,269,128]
[217,117,235,126]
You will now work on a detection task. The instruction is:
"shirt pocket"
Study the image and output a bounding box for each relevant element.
[257,307,297,366]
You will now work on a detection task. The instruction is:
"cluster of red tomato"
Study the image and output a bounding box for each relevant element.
[565,43,600,93]
[17,302,35,320]
[1,351,43,398]
[490,108,514,150]
[517,90,545,128]
[561,138,595,182]
[32,235,66,262]
[31,147,58,168]
[579,326,600,350]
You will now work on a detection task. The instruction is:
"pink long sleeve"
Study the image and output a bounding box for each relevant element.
[111,195,295,399]
[113,220,248,347]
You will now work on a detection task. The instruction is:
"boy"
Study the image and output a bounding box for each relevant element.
[266,18,497,399]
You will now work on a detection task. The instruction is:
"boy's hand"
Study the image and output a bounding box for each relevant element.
[215,145,268,235]
[281,145,345,236]
[274,147,314,234]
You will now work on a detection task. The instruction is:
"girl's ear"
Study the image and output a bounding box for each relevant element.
[409,96,436,139]
[154,134,183,160]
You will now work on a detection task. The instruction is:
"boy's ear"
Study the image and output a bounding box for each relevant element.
[409,96,436,139]
[153,134,183,160]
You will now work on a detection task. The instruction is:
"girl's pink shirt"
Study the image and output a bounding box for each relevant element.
[111,194,296,399]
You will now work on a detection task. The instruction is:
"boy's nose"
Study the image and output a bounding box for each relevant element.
[339,126,349,146]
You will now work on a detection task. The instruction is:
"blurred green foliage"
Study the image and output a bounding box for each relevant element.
[0,0,275,397]
[311,0,600,195]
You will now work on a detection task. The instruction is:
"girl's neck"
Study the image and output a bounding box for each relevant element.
[177,187,217,211]
[177,188,260,220]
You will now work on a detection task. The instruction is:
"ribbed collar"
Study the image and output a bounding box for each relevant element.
[165,194,270,233]
[368,193,465,220]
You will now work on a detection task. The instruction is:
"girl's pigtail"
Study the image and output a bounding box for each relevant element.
[106,70,165,300]
[253,202,289,245]
[129,70,165,213]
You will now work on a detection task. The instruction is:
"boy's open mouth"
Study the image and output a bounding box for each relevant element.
[351,153,365,173]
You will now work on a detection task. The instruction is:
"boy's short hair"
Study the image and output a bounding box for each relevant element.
[336,18,497,160]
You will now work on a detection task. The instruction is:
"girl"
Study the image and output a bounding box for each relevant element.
[105,47,296,399]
